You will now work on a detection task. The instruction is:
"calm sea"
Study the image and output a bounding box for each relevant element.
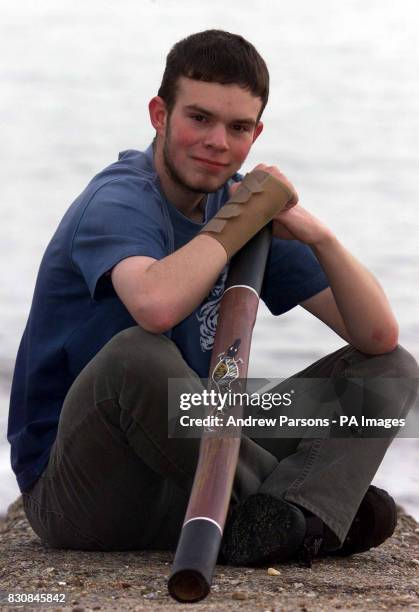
[1,0,418,518]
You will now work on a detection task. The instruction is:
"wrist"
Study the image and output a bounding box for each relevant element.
[194,233,229,265]
[200,170,291,259]
[310,230,337,253]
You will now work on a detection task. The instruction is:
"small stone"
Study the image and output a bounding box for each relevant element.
[293,582,304,588]
[72,607,85,612]
[58,581,66,586]
[45,567,57,574]
[410,558,419,566]
[267,567,281,576]
[395,596,416,603]
[414,527,419,533]
[232,591,248,600]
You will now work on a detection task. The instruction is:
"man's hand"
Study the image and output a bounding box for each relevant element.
[252,164,333,246]
[231,163,332,246]
[230,163,297,209]
[252,163,299,209]
[272,203,335,246]
[230,163,399,354]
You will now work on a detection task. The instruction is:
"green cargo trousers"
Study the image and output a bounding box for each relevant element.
[22,326,418,552]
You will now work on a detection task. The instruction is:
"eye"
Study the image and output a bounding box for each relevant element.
[232,124,251,133]
[191,114,208,123]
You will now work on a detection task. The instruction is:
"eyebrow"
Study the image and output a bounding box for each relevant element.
[184,104,257,127]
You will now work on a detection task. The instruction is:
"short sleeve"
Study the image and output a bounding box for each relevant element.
[71,178,168,299]
[261,238,329,315]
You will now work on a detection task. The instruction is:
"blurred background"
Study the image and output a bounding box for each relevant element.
[1,0,418,518]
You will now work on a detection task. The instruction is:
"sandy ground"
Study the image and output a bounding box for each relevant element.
[0,497,418,611]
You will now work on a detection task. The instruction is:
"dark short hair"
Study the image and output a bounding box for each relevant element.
[158,30,269,121]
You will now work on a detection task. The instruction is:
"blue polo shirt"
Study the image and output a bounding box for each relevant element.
[8,145,329,493]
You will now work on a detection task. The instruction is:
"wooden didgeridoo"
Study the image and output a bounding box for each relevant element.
[168,224,272,603]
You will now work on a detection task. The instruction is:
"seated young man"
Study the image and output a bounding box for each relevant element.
[8,29,418,565]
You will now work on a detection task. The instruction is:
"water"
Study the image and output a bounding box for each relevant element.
[1,0,418,518]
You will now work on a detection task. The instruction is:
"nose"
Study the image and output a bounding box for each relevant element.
[204,124,228,151]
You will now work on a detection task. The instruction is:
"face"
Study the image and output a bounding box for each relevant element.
[150,77,264,195]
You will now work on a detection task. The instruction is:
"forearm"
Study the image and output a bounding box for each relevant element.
[139,169,295,331]
[140,235,228,331]
[312,234,399,354]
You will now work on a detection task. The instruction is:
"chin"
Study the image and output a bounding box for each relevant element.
[191,180,226,194]
[189,171,232,193]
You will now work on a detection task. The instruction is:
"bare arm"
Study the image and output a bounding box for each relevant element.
[307,234,399,354]
[245,164,397,354]
[111,167,297,334]
[273,201,399,354]
[111,234,227,333]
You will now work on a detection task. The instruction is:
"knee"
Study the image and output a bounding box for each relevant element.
[349,344,419,378]
[378,345,419,378]
[340,344,418,410]
[83,326,177,396]
[102,325,194,381]
[106,325,167,353]
[102,326,172,368]
[385,346,419,416]
[358,345,418,421]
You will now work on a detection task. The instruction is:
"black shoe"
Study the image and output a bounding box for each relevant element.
[221,493,307,566]
[221,485,397,567]
[328,485,397,557]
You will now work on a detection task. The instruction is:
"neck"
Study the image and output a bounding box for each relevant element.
[153,140,205,219]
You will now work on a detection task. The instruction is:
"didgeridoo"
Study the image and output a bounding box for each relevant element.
[168,224,272,602]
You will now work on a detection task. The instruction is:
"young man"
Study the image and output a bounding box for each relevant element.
[8,30,418,565]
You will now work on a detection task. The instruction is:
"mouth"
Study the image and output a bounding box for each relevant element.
[192,157,229,170]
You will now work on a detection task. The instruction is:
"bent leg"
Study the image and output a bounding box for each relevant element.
[255,344,418,546]
[23,326,278,551]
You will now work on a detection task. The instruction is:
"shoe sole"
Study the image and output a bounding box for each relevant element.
[221,493,306,566]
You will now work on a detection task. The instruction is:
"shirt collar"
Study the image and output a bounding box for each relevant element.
[145,143,155,172]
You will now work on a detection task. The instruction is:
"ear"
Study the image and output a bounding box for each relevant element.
[252,121,264,143]
[148,96,168,135]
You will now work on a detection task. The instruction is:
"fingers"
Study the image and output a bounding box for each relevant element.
[229,164,299,209]
[228,181,242,197]
[253,163,298,208]
[285,191,298,209]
